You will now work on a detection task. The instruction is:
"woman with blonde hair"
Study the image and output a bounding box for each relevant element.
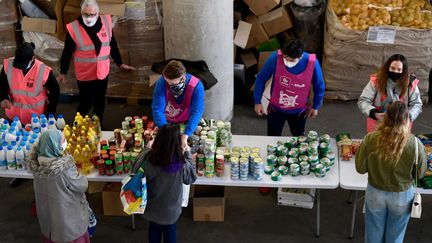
[356,101,427,243]
[358,54,422,133]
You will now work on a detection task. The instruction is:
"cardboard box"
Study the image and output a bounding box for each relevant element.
[233,20,252,49]
[99,3,125,16]
[20,0,65,39]
[193,185,225,222]
[257,51,273,70]
[240,51,258,68]
[258,6,293,37]
[243,0,280,16]
[0,0,19,23]
[21,16,57,34]
[245,14,269,49]
[282,0,293,5]
[102,183,127,216]
[65,0,82,7]
[87,182,107,194]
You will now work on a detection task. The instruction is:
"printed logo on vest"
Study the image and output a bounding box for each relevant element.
[278,90,299,108]
[279,76,292,87]
[27,82,34,88]
[101,32,107,37]
[165,100,182,118]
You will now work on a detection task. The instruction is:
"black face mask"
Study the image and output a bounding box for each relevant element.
[388,71,403,81]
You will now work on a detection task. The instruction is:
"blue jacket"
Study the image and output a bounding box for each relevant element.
[152,73,205,136]
[253,51,325,114]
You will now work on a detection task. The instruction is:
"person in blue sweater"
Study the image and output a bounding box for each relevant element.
[254,39,325,137]
[152,60,205,147]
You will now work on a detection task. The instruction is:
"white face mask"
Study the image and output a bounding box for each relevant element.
[284,58,300,68]
[82,15,98,27]
[61,140,68,152]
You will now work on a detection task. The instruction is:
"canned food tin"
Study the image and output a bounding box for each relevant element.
[264,165,274,174]
[289,163,300,176]
[267,154,277,166]
[278,165,289,175]
[277,156,288,166]
[271,171,282,181]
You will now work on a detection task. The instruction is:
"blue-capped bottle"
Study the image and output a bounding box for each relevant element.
[2,119,10,129]
[0,145,6,170]
[41,123,48,133]
[13,116,22,130]
[16,146,25,170]
[56,114,66,130]
[48,121,57,130]
[31,117,41,130]
[6,145,16,170]
[48,114,56,126]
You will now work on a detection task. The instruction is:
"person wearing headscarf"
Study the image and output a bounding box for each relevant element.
[27,129,90,243]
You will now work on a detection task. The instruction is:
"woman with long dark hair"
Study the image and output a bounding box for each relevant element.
[136,124,197,243]
[358,54,422,133]
[356,101,427,243]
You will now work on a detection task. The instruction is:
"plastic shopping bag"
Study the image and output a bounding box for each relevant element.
[182,184,190,207]
[88,206,97,237]
[120,167,147,215]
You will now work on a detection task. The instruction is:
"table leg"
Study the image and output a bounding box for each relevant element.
[316,189,320,238]
[347,190,353,204]
[349,191,359,239]
[131,214,136,231]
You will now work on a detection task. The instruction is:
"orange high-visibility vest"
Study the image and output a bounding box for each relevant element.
[66,15,113,81]
[3,58,51,124]
[366,74,418,133]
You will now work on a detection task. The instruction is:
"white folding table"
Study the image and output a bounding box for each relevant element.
[0,133,340,237]
[340,149,432,239]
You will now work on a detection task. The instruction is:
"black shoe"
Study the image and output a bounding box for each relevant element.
[9,178,22,187]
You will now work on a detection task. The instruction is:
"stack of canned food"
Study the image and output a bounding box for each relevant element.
[96,115,155,176]
[97,139,139,176]
[265,131,336,181]
[192,119,233,178]
[229,146,264,181]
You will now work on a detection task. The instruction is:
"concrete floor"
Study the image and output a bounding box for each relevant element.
[1,100,432,243]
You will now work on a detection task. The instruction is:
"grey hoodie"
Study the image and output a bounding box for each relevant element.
[27,150,89,242]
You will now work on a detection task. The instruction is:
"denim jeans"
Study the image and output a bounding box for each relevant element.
[365,184,415,243]
[148,221,176,243]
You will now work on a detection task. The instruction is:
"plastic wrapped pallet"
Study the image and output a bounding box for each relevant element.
[0,0,19,61]
[107,0,164,98]
[24,0,164,98]
[323,0,432,101]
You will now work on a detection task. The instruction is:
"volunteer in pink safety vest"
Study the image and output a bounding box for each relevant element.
[152,60,205,148]
[58,0,134,126]
[253,39,325,137]
[0,42,60,125]
[358,54,422,133]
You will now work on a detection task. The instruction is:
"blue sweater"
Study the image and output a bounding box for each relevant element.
[152,73,205,136]
[253,51,325,113]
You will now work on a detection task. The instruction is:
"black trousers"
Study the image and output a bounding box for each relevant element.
[267,109,307,137]
[76,77,108,122]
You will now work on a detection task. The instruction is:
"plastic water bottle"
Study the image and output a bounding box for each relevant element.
[16,146,25,170]
[48,121,56,130]
[56,114,66,130]
[0,146,6,170]
[31,118,41,130]
[6,145,16,170]
[41,123,48,133]
[34,128,41,138]
[13,117,22,130]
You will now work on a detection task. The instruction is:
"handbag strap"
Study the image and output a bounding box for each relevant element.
[414,137,419,189]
